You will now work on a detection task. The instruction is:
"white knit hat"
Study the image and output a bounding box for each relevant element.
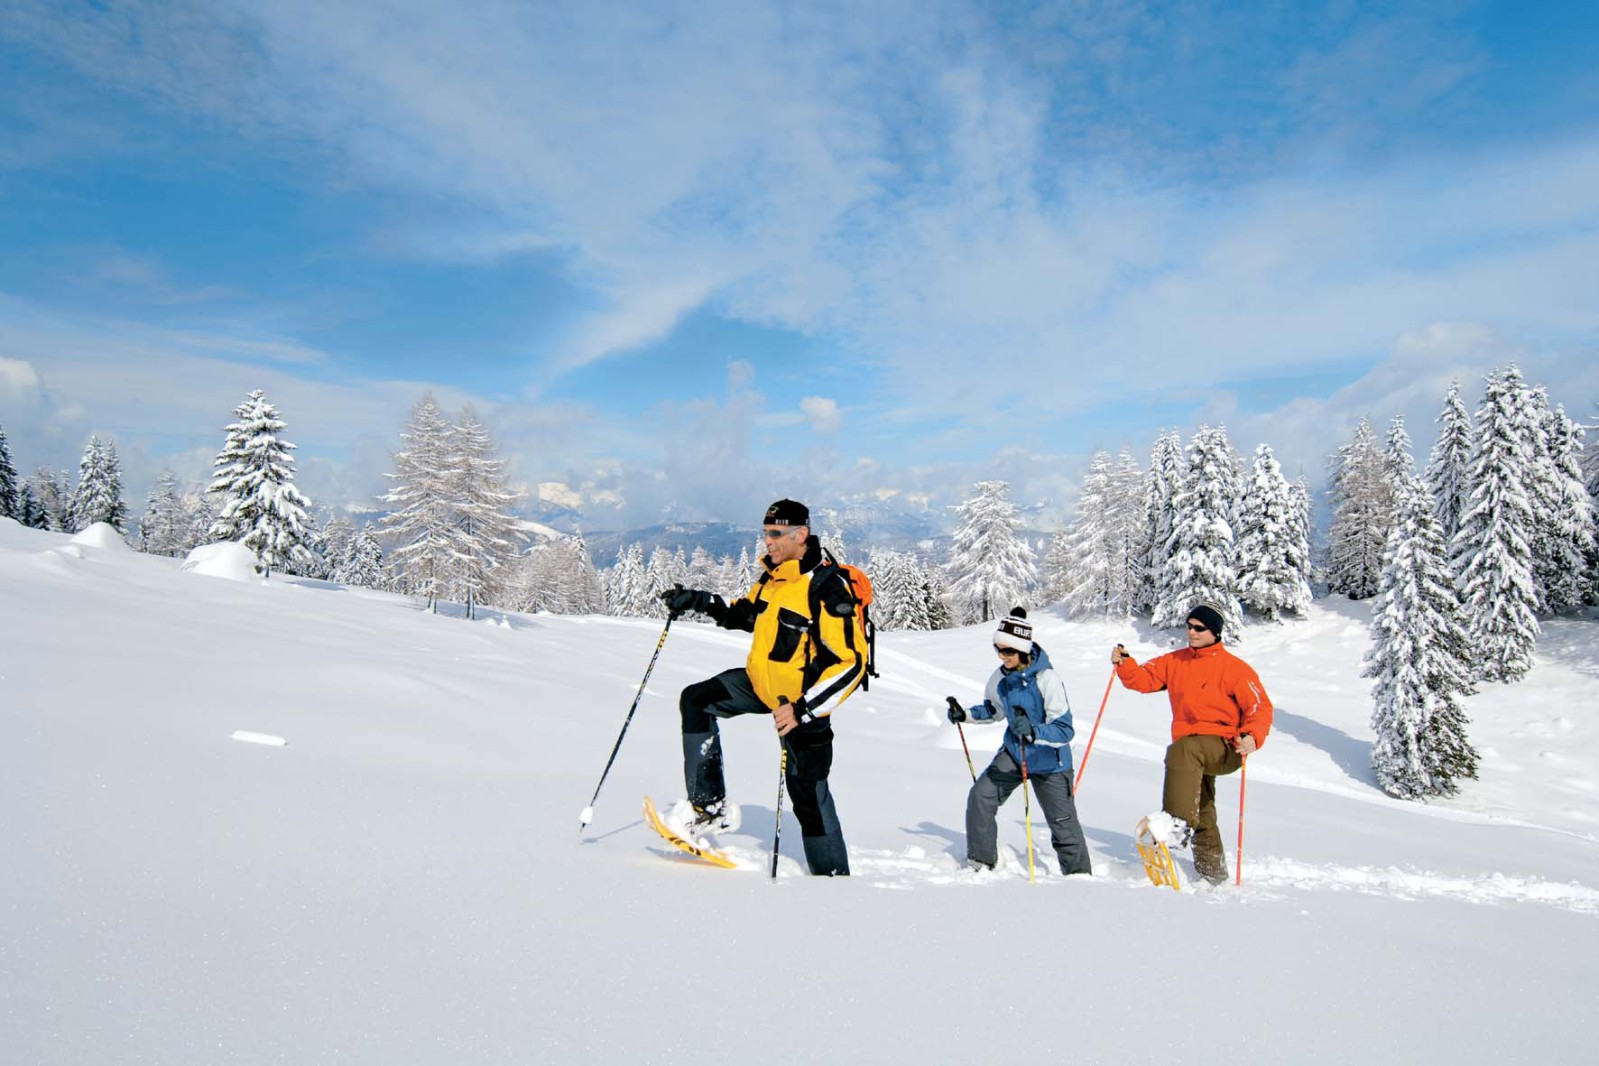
[994,607,1033,653]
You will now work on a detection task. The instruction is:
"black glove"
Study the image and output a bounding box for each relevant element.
[661,585,713,618]
[945,696,967,724]
[1009,712,1035,745]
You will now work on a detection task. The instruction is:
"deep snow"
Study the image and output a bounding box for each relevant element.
[2,516,1596,1064]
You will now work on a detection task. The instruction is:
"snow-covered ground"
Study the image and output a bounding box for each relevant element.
[3,516,1596,1063]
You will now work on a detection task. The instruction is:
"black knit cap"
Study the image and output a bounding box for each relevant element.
[764,498,810,527]
[1187,604,1225,638]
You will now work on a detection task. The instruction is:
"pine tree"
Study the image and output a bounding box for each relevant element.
[1156,425,1243,635]
[381,393,456,611]
[28,465,70,531]
[945,480,1038,623]
[1364,485,1479,798]
[446,405,522,619]
[1055,450,1144,619]
[1425,382,1473,544]
[67,435,128,534]
[18,480,46,529]
[338,525,387,589]
[643,545,686,618]
[1324,417,1390,600]
[1236,444,1313,620]
[137,471,193,557]
[0,423,19,520]
[206,391,313,577]
[568,531,606,614]
[1136,430,1183,615]
[1527,398,1594,612]
[1453,365,1541,683]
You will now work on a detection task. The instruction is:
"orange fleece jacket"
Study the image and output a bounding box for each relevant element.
[1115,642,1273,748]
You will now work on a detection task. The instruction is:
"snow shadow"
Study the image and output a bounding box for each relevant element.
[1270,706,1377,786]
[900,820,966,863]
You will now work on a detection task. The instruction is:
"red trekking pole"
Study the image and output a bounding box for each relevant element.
[1074,665,1117,792]
[1235,755,1248,886]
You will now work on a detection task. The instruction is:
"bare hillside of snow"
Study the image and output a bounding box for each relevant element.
[3,517,1596,1064]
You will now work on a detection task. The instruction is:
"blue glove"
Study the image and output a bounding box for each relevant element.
[945,696,967,724]
[1009,713,1036,745]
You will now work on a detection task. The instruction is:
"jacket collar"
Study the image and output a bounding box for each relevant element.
[761,535,823,581]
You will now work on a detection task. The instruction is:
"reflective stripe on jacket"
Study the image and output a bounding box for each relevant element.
[1114,642,1273,749]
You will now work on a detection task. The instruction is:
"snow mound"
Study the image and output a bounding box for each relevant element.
[69,522,131,551]
[181,541,260,582]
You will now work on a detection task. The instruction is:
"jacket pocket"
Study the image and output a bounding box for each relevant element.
[768,607,809,663]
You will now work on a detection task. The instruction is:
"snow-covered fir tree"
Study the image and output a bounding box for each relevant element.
[67,435,127,534]
[0,424,18,520]
[1136,430,1183,615]
[1527,396,1594,612]
[1235,444,1312,621]
[513,535,605,615]
[381,393,456,611]
[945,480,1037,623]
[1324,417,1391,600]
[137,471,195,557]
[605,543,647,616]
[1453,365,1541,683]
[1290,475,1316,591]
[206,391,313,577]
[1156,425,1244,636]
[1383,415,1420,495]
[567,531,606,614]
[337,525,387,590]
[1053,449,1144,619]
[687,546,719,590]
[27,466,68,531]
[1424,382,1473,544]
[18,480,46,529]
[445,405,522,619]
[642,545,687,618]
[1585,403,1599,602]
[321,515,356,575]
[1364,485,1479,799]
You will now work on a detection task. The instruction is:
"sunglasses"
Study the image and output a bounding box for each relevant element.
[762,528,801,540]
[1186,623,1209,632]
[994,645,1022,656]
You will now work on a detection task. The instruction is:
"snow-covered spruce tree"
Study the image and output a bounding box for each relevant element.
[1383,414,1420,495]
[1364,485,1479,799]
[18,481,45,529]
[945,480,1038,623]
[605,543,646,616]
[1155,425,1243,635]
[1527,397,1594,612]
[1425,382,1473,544]
[1136,429,1183,615]
[338,525,386,589]
[567,531,606,614]
[28,465,70,531]
[0,423,18,520]
[206,391,313,577]
[380,392,456,612]
[1055,449,1144,619]
[1324,417,1390,600]
[687,546,719,590]
[1236,444,1312,621]
[1585,403,1599,602]
[67,435,128,534]
[642,545,686,618]
[445,405,522,619]
[1452,365,1541,683]
[137,471,193,557]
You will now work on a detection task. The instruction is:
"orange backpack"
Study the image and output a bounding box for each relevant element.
[813,549,879,690]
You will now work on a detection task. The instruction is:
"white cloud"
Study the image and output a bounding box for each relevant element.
[0,356,42,398]
[800,396,841,434]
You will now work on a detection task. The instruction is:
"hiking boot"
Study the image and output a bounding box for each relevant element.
[665,799,742,840]
[1194,851,1228,885]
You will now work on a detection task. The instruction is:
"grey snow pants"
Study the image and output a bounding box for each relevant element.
[966,749,1092,875]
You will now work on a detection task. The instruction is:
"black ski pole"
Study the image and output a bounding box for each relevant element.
[579,612,675,831]
[771,736,790,879]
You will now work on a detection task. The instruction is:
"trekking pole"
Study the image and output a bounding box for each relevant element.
[1235,754,1248,887]
[579,612,675,831]
[1015,725,1036,884]
[771,743,789,879]
[945,697,977,782]
[1073,665,1117,792]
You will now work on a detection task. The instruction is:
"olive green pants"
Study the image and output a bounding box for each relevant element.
[1163,734,1243,881]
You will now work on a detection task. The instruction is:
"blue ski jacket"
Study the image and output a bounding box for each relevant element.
[966,643,1076,776]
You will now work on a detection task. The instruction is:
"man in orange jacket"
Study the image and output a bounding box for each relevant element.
[1112,603,1272,883]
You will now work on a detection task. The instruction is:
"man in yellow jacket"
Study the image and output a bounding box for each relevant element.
[661,499,865,875]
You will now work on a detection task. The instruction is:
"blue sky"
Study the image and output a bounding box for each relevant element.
[2,0,1597,531]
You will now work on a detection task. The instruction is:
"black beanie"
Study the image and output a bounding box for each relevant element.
[1187,604,1225,638]
[764,498,810,527]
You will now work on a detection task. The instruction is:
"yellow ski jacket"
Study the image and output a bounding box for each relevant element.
[719,537,865,719]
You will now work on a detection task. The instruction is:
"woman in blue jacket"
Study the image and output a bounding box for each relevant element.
[948,608,1092,875]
